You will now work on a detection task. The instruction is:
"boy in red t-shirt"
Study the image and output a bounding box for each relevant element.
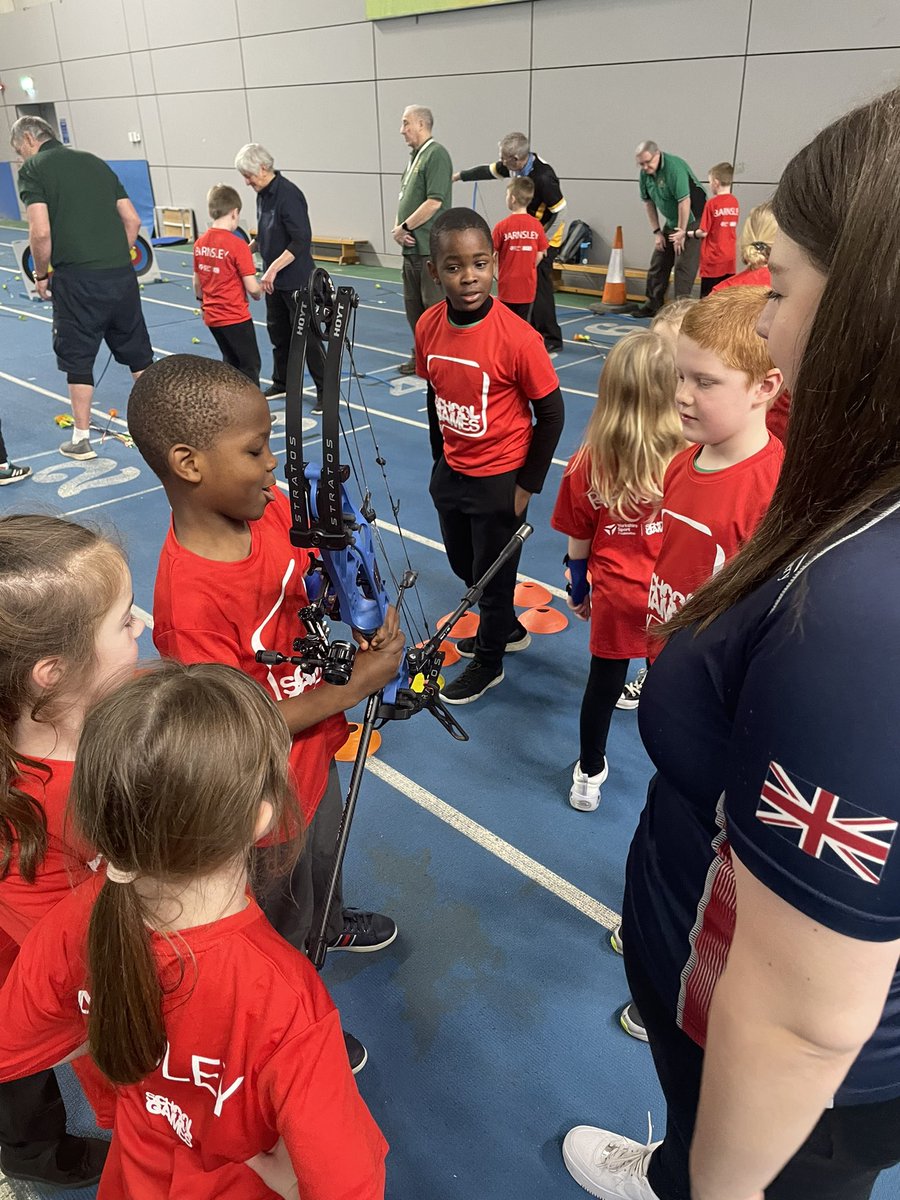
[687,161,739,297]
[418,208,564,703]
[128,354,405,1073]
[491,177,548,324]
[193,184,263,386]
[647,286,784,660]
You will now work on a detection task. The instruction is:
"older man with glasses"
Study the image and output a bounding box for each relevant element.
[615,140,706,319]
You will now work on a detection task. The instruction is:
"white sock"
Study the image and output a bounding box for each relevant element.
[72,427,90,443]
[0,462,8,471]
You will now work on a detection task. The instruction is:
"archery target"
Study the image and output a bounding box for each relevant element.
[130,228,160,283]
[12,240,39,299]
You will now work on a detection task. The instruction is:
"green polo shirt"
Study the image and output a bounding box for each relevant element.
[639,151,704,228]
[17,139,131,270]
[397,138,453,257]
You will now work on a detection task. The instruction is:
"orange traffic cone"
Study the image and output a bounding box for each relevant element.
[601,226,627,308]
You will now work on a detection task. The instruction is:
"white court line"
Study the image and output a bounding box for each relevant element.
[367,759,619,929]
[556,352,606,371]
[64,484,164,516]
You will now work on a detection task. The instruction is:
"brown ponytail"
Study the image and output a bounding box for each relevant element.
[0,515,126,881]
[72,661,298,1085]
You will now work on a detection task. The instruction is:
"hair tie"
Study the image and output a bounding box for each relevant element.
[106,863,138,885]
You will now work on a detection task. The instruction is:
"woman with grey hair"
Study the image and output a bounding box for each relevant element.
[234,142,324,409]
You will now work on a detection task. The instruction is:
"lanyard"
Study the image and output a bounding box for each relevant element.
[400,137,433,195]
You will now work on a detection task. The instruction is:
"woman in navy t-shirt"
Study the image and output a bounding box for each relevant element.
[563,87,900,1200]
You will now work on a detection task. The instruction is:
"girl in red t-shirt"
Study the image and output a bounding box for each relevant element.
[552,332,685,811]
[0,662,387,1200]
[0,514,145,1187]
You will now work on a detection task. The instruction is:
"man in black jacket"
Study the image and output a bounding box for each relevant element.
[455,132,566,353]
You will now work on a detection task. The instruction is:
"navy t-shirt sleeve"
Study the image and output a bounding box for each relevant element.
[724,553,900,942]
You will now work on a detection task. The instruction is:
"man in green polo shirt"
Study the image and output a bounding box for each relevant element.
[626,140,705,318]
[391,105,453,375]
[11,116,153,459]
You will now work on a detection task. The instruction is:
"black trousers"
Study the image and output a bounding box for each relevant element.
[430,458,525,669]
[699,274,730,297]
[0,1071,67,1169]
[622,943,900,1200]
[402,254,444,347]
[502,299,534,323]
[532,247,562,350]
[579,656,630,775]
[644,225,702,313]
[255,763,344,953]
[210,318,261,387]
[265,288,326,399]
[0,419,8,463]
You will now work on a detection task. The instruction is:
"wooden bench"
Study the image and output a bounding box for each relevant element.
[552,260,647,302]
[311,236,365,265]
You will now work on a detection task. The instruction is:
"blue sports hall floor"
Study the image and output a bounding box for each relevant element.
[0,225,896,1200]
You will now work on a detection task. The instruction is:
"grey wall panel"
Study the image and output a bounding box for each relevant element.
[2,61,67,103]
[148,162,173,214]
[296,171,385,247]
[156,90,250,168]
[241,24,374,87]
[131,49,154,94]
[737,48,900,182]
[0,5,58,70]
[246,83,380,175]
[63,53,135,101]
[376,72,531,181]
[136,95,164,163]
[52,0,129,61]
[749,0,900,54]
[122,0,149,52]
[236,0,368,38]
[142,0,239,50]
[532,0,751,68]
[531,58,745,183]
[154,165,215,231]
[67,96,144,158]
[374,6,531,80]
[150,39,243,94]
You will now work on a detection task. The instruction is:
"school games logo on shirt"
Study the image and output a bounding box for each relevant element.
[756,761,897,885]
[428,355,490,439]
[145,1092,194,1146]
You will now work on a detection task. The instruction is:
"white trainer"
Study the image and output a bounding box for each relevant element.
[610,924,624,955]
[569,759,608,811]
[562,1123,661,1199]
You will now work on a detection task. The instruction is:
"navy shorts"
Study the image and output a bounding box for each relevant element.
[51,266,153,385]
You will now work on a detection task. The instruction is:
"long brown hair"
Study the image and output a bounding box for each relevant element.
[667,86,900,635]
[569,330,685,520]
[0,515,126,883]
[72,661,299,1085]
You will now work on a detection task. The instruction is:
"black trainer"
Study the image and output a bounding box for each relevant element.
[441,660,504,705]
[396,359,417,375]
[456,622,531,659]
[1,1134,109,1188]
[264,383,286,399]
[328,908,397,952]
[344,1030,368,1075]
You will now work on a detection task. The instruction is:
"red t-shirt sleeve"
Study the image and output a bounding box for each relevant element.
[537,223,549,253]
[700,200,713,235]
[551,459,599,542]
[492,223,502,253]
[154,625,244,669]
[235,237,256,278]
[258,1007,388,1200]
[516,327,560,400]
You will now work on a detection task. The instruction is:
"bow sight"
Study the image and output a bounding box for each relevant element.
[255,267,532,966]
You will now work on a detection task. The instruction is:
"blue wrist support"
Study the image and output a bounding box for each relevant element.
[567,557,589,605]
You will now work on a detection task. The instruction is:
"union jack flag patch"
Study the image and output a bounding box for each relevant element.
[756,762,897,886]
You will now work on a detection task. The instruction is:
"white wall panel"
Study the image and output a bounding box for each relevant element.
[298,171,384,247]
[737,48,900,182]
[2,61,67,103]
[533,0,751,68]
[122,0,149,52]
[136,95,164,163]
[374,6,531,79]
[241,25,374,88]
[52,0,129,61]
[0,5,58,70]
[66,96,143,158]
[155,90,250,168]
[63,53,134,101]
[131,49,154,94]
[532,57,745,183]
[749,0,900,54]
[236,0,367,38]
[150,39,243,94]
[247,83,380,175]
[142,0,239,50]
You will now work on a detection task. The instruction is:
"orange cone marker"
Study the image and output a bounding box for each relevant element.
[514,580,552,608]
[601,226,627,308]
[336,723,382,762]
[437,611,479,639]
[519,606,568,634]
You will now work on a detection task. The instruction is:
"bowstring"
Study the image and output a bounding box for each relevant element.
[340,304,432,649]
